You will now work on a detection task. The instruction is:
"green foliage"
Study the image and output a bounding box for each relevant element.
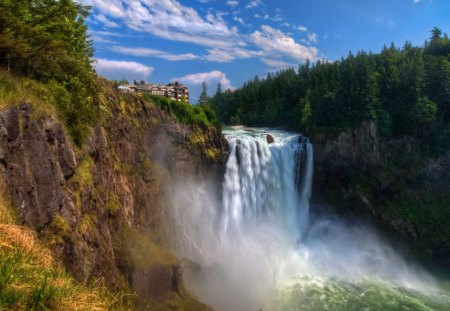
[0,70,56,114]
[383,188,450,254]
[104,191,121,216]
[377,109,392,136]
[72,156,95,187]
[0,0,93,80]
[143,93,219,129]
[211,28,450,148]
[113,78,130,86]
[300,98,312,131]
[48,214,71,245]
[0,0,99,145]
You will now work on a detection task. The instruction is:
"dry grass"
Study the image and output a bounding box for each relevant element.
[0,224,52,268]
[0,183,133,310]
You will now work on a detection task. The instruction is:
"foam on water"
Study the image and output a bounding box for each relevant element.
[168,128,448,311]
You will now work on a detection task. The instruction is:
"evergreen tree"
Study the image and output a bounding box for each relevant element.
[216,82,222,96]
[0,0,97,145]
[199,81,209,105]
[210,27,450,148]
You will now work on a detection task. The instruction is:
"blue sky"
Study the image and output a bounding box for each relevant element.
[78,0,450,102]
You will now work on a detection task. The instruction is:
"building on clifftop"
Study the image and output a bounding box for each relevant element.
[118,80,189,103]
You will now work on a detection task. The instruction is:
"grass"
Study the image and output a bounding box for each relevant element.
[0,70,57,119]
[0,70,100,146]
[0,186,133,310]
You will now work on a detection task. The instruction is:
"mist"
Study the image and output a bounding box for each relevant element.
[166,128,442,311]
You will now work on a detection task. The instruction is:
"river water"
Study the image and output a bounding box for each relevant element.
[169,127,450,311]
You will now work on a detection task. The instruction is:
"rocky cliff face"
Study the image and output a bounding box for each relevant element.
[313,121,450,266]
[0,80,226,309]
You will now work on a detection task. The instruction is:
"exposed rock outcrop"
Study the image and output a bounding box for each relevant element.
[0,81,226,309]
[314,120,380,169]
[312,120,450,266]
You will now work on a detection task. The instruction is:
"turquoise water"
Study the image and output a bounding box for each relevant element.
[170,128,450,311]
[274,277,450,311]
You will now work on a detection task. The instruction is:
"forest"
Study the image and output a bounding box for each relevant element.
[211,28,450,155]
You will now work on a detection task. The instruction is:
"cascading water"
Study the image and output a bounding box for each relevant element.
[168,128,450,311]
[221,129,313,244]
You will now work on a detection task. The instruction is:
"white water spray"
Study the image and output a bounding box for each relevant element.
[221,129,313,243]
[168,128,443,311]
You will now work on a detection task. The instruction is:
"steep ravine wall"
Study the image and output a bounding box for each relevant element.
[0,82,226,309]
[313,121,450,266]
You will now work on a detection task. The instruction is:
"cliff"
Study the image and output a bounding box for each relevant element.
[313,121,450,266]
[0,77,226,309]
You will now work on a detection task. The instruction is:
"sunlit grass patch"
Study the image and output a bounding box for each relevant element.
[0,186,132,310]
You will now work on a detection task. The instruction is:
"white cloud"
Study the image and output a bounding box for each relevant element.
[78,0,242,48]
[254,12,283,23]
[204,47,263,62]
[171,70,234,90]
[250,25,318,63]
[254,13,269,20]
[94,58,154,81]
[297,25,308,32]
[89,30,128,37]
[261,58,295,70]
[246,0,262,9]
[90,35,118,44]
[87,29,127,45]
[272,15,283,22]
[94,14,119,28]
[308,32,318,44]
[79,0,322,67]
[111,46,199,61]
[227,1,239,7]
[79,0,125,18]
[233,16,245,26]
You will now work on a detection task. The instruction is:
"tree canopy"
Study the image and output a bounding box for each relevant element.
[0,0,98,144]
[211,28,450,154]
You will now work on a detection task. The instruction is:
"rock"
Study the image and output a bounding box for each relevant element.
[0,88,226,307]
[266,134,274,144]
[312,119,450,268]
[129,264,183,300]
[0,108,66,229]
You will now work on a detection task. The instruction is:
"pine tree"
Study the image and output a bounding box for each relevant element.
[199,81,209,105]
[216,82,222,96]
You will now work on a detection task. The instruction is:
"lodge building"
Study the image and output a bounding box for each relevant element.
[118,80,189,103]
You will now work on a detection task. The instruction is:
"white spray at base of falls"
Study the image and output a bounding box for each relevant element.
[168,128,444,311]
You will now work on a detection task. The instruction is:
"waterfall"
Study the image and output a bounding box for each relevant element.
[168,127,442,311]
[221,129,313,243]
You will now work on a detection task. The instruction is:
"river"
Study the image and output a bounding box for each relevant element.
[169,127,450,311]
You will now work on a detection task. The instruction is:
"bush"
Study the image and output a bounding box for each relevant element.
[142,94,219,129]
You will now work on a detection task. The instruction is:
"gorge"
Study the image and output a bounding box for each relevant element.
[168,128,450,310]
[1,75,449,310]
[1,1,450,308]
